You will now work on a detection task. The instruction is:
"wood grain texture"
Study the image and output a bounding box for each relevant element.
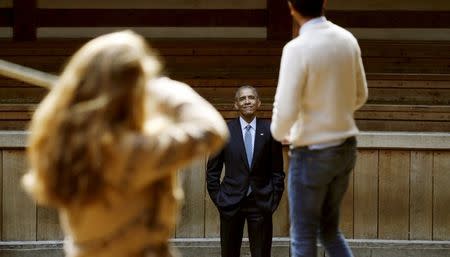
[378,150,410,239]
[354,150,379,239]
[2,150,36,240]
[204,160,222,238]
[340,169,354,239]
[433,151,450,240]
[0,148,448,241]
[176,158,207,237]
[409,151,433,240]
[36,206,63,240]
[272,148,289,237]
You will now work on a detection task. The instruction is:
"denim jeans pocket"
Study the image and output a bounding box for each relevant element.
[300,153,340,187]
[289,142,356,186]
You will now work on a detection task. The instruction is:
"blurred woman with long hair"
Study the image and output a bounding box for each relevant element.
[22,30,228,257]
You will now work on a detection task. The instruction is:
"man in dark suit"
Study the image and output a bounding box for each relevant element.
[207,85,285,257]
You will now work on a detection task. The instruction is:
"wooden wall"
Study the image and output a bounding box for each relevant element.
[1,133,449,241]
[2,0,450,40]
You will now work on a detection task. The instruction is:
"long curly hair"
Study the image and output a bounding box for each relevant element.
[25,31,161,207]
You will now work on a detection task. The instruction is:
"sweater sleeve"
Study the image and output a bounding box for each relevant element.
[271,43,307,141]
[354,45,368,110]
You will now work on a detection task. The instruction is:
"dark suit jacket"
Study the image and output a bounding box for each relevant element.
[207,118,285,217]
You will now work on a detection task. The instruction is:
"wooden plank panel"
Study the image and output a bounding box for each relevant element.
[0,121,30,130]
[37,9,267,27]
[13,0,36,40]
[37,206,63,240]
[6,9,450,29]
[194,87,276,100]
[182,78,277,88]
[2,39,450,58]
[184,76,450,89]
[368,80,450,89]
[328,10,450,28]
[5,85,450,106]
[0,56,74,72]
[354,150,378,239]
[366,73,450,83]
[356,120,450,133]
[410,151,433,240]
[204,160,222,238]
[433,151,450,240]
[272,147,289,237]
[267,0,292,41]
[193,87,450,106]
[355,111,450,122]
[176,158,207,237]
[0,8,13,27]
[0,112,33,120]
[1,107,448,132]
[2,150,36,240]
[368,88,450,105]
[0,40,283,56]
[363,58,450,74]
[0,87,47,104]
[164,55,281,67]
[378,150,410,239]
[360,41,450,58]
[340,168,354,239]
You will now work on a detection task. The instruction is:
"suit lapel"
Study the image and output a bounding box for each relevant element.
[250,119,265,170]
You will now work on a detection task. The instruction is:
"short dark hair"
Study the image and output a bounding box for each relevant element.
[288,0,324,18]
[234,85,259,101]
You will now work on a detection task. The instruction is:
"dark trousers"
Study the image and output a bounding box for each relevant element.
[219,194,273,257]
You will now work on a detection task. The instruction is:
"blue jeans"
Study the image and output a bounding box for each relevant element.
[288,137,356,257]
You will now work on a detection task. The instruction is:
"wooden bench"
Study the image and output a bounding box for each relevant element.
[2,73,449,104]
[1,39,450,74]
[1,39,449,131]
[1,102,449,132]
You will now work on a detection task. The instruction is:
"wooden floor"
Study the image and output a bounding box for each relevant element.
[1,238,450,257]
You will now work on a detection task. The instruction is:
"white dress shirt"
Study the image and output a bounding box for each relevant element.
[239,116,256,149]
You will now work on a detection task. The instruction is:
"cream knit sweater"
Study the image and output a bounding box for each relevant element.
[271,18,368,147]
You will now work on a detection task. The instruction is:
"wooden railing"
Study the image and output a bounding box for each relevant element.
[0,131,449,241]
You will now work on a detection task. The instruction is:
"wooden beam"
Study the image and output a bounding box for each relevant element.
[267,0,292,41]
[37,9,267,27]
[4,8,450,33]
[13,0,37,40]
[328,10,450,28]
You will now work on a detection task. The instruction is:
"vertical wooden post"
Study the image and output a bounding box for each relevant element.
[13,0,37,41]
[267,0,293,41]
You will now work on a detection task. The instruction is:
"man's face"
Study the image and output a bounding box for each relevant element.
[234,87,261,119]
